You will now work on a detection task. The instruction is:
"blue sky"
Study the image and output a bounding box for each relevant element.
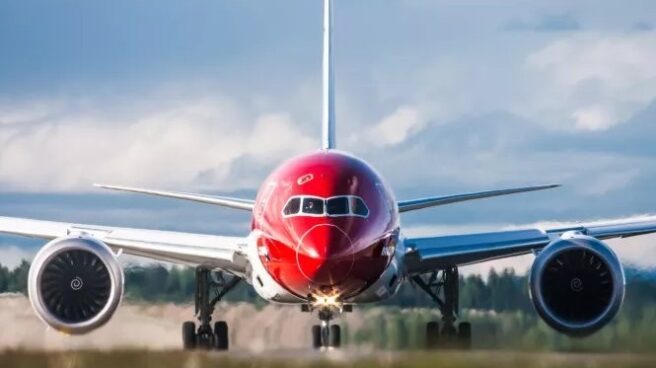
[1,0,656,272]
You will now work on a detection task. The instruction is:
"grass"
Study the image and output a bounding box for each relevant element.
[1,350,656,368]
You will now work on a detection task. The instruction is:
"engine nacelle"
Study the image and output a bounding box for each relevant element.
[529,232,625,337]
[28,236,124,334]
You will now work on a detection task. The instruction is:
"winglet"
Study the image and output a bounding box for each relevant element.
[94,184,255,211]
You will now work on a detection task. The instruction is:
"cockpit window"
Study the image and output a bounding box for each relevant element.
[351,197,369,217]
[282,195,369,218]
[302,197,325,215]
[326,197,349,215]
[282,197,301,216]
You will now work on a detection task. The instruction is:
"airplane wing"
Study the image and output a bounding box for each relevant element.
[94,184,255,211]
[0,216,249,275]
[397,184,560,213]
[404,215,656,275]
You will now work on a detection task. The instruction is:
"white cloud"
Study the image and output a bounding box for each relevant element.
[0,100,65,126]
[522,31,656,130]
[578,170,640,196]
[359,32,656,139]
[247,113,315,157]
[367,106,424,146]
[0,94,317,192]
[0,245,34,268]
[571,105,616,130]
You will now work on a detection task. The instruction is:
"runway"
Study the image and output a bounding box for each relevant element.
[2,295,656,367]
[0,294,369,351]
[1,350,655,368]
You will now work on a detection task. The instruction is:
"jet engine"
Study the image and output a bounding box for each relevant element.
[529,232,625,337]
[28,236,124,334]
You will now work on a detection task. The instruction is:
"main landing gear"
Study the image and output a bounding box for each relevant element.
[182,268,241,350]
[412,266,472,350]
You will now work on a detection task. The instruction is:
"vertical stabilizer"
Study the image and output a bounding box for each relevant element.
[322,0,336,150]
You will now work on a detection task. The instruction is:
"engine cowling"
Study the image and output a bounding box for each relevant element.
[28,236,124,334]
[529,232,625,337]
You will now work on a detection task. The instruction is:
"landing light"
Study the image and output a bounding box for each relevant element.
[312,294,341,308]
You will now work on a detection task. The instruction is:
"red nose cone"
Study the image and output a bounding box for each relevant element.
[296,224,355,285]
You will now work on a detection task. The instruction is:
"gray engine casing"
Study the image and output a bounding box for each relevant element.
[529,232,625,337]
[28,236,124,334]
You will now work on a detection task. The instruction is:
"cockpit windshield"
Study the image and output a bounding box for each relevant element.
[351,197,369,217]
[326,197,349,215]
[302,197,324,215]
[282,197,301,216]
[282,195,369,218]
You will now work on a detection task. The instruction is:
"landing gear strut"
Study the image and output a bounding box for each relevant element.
[412,266,472,349]
[182,268,241,350]
[310,307,341,349]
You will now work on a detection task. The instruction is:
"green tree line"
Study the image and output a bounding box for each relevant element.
[2,261,656,313]
[4,261,656,351]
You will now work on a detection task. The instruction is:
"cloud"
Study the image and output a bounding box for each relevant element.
[577,170,641,196]
[571,105,616,131]
[0,93,317,192]
[521,31,656,131]
[247,113,315,157]
[366,106,424,147]
[0,245,34,268]
[632,21,653,32]
[503,14,581,32]
[0,100,66,126]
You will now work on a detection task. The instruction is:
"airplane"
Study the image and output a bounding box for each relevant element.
[1,0,655,351]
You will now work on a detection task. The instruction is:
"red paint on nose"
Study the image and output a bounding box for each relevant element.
[296,224,355,286]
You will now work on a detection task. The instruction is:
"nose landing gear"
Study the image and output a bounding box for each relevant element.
[413,266,472,349]
[311,308,341,349]
[182,268,241,350]
[303,302,348,350]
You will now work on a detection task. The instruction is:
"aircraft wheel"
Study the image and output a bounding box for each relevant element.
[458,322,472,350]
[311,325,322,349]
[214,321,229,351]
[425,321,439,349]
[182,321,197,350]
[329,325,341,348]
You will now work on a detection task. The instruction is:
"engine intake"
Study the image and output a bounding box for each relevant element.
[28,236,124,334]
[529,232,625,337]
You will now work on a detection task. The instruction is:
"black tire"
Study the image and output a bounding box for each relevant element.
[182,321,197,350]
[329,325,341,348]
[425,321,439,349]
[214,321,229,351]
[311,325,322,349]
[458,322,472,350]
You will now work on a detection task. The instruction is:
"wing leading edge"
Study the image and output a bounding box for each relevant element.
[404,215,656,275]
[0,216,249,274]
[398,184,560,213]
[95,184,255,211]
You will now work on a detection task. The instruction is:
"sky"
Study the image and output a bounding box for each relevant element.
[1,0,656,273]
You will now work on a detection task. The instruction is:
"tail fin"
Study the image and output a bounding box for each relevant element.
[322,0,336,150]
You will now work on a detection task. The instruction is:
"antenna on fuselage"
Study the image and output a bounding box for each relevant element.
[321,0,336,150]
